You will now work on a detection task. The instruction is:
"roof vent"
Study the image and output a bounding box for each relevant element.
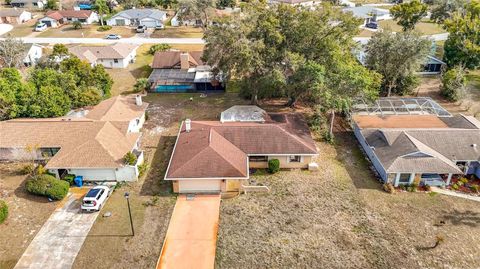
[185,119,191,133]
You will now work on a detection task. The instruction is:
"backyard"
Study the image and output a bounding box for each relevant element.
[216,124,480,268]
[0,163,58,269]
[378,19,446,35]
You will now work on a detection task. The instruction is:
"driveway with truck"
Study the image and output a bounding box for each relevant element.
[14,188,100,269]
[157,194,221,269]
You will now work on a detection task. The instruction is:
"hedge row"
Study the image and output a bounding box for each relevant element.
[25,174,69,200]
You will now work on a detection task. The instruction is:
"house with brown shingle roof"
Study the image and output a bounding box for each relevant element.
[69,43,138,68]
[352,98,480,187]
[147,51,224,92]
[0,9,32,24]
[165,108,318,193]
[39,10,98,27]
[0,95,148,182]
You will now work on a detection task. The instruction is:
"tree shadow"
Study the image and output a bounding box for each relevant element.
[442,209,480,227]
[332,119,383,191]
[139,135,176,197]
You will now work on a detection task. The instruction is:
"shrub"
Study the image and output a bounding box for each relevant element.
[148,43,171,55]
[459,177,469,184]
[268,159,280,174]
[97,25,112,31]
[407,183,417,192]
[36,164,46,175]
[470,185,479,193]
[452,183,459,190]
[138,162,149,178]
[322,130,335,144]
[20,163,35,175]
[440,66,466,102]
[424,184,432,192]
[63,174,75,186]
[124,151,137,165]
[25,174,69,200]
[0,200,8,224]
[383,183,395,194]
[72,21,82,29]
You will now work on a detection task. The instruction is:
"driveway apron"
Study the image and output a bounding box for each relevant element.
[14,188,98,269]
[157,194,221,269]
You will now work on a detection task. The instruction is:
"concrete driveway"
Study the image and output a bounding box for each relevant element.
[157,194,221,269]
[14,188,99,269]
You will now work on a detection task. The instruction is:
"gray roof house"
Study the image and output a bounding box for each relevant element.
[10,0,46,9]
[342,6,391,24]
[352,97,480,187]
[106,9,167,27]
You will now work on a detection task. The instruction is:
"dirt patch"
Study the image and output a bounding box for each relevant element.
[216,119,480,268]
[0,163,58,269]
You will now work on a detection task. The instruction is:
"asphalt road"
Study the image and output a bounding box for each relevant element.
[9,37,206,44]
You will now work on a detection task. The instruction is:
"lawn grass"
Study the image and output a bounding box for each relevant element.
[216,123,480,268]
[379,20,446,35]
[357,29,374,37]
[5,20,36,37]
[150,26,204,38]
[37,25,136,38]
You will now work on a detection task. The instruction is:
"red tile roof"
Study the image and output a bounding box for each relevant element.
[46,10,93,20]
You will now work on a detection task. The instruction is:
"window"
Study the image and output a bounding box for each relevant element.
[114,59,119,63]
[398,173,411,185]
[249,156,268,162]
[289,155,301,163]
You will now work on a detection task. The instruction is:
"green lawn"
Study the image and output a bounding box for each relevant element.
[5,20,36,37]
[379,20,446,35]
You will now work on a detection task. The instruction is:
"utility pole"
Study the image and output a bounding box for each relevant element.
[124,192,134,236]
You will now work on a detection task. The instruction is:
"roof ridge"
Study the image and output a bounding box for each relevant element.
[95,121,129,162]
[208,129,247,175]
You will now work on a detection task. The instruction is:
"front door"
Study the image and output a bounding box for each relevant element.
[57,169,68,179]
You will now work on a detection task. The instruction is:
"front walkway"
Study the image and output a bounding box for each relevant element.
[15,188,99,269]
[431,187,480,202]
[157,194,221,269]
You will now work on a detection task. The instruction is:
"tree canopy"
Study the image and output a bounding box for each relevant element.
[443,0,480,68]
[0,55,112,120]
[177,0,216,29]
[365,29,431,96]
[203,2,381,113]
[0,36,27,68]
[431,0,466,23]
[390,0,428,31]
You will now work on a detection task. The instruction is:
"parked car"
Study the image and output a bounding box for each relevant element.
[35,23,47,32]
[365,22,378,29]
[155,24,164,30]
[136,25,147,33]
[105,34,121,39]
[81,186,110,212]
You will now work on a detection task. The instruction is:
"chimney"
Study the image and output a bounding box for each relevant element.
[180,52,190,70]
[185,119,191,133]
[135,95,143,106]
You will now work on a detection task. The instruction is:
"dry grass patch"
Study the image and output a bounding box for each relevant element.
[216,125,480,269]
[5,20,36,37]
[378,20,445,35]
[37,25,136,38]
[0,163,57,269]
[151,26,204,38]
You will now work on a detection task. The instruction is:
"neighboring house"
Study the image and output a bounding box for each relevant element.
[106,8,167,27]
[39,10,99,27]
[69,43,138,68]
[0,95,149,182]
[10,0,46,9]
[267,0,320,6]
[170,11,199,27]
[352,97,480,187]
[343,6,391,25]
[147,51,224,92]
[23,43,43,66]
[355,49,446,75]
[0,9,32,24]
[164,107,318,193]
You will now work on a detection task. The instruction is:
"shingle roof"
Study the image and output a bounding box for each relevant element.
[166,114,317,179]
[85,95,148,121]
[0,8,27,17]
[45,10,93,20]
[111,8,166,21]
[151,51,204,69]
[69,43,138,61]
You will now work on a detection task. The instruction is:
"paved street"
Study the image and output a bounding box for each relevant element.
[3,37,205,44]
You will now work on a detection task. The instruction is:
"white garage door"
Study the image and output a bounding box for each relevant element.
[140,19,157,28]
[178,180,221,193]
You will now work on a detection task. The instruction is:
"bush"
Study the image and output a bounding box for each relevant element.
[25,174,69,200]
[459,177,469,184]
[441,66,466,102]
[383,183,395,194]
[138,162,149,178]
[0,200,8,224]
[322,130,335,144]
[407,183,417,192]
[424,184,432,192]
[63,174,75,186]
[72,21,82,29]
[148,44,171,55]
[268,159,280,174]
[452,183,459,190]
[470,185,479,193]
[124,151,137,165]
[20,163,35,175]
[36,164,46,175]
[97,25,112,31]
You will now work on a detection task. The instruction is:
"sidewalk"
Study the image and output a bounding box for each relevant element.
[431,187,480,202]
